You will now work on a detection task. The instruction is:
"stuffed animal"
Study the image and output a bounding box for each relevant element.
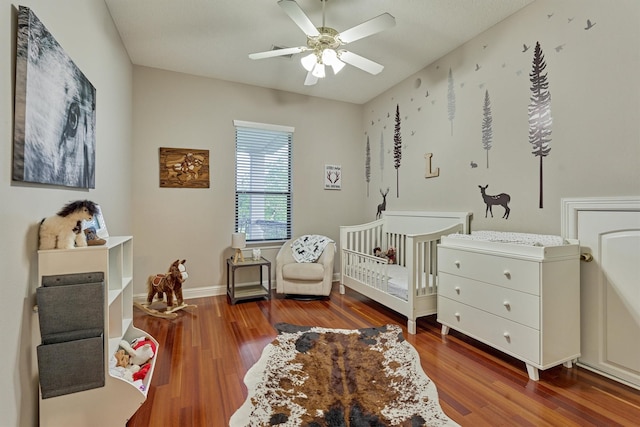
[114,349,130,368]
[386,247,396,264]
[133,363,151,381]
[84,226,106,246]
[39,200,99,249]
[109,352,143,388]
[120,338,155,366]
[373,247,396,264]
[131,336,157,355]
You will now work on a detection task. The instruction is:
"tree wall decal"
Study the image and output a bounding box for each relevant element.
[447,67,456,136]
[482,89,493,168]
[379,130,385,182]
[393,104,402,197]
[365,135,371,196]
[528,41,552,209]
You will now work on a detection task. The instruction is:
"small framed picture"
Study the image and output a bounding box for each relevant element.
[324,164,341,190]
[82,204,109,238]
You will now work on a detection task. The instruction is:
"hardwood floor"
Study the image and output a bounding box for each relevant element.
[126,285,640,426]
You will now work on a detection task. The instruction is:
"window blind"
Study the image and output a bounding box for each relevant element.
[234,121,293,242]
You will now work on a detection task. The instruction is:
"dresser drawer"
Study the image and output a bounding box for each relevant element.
[439,272,540,329]
[437,297,540,364]
[438,247,540,295]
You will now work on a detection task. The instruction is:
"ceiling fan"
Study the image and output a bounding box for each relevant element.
[249,0,396,86]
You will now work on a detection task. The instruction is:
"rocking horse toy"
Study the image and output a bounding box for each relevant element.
[134,259,197,319]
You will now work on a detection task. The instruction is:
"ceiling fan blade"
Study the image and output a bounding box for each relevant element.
[304,70,318,86]
[339,50,384,75]
[338,13,396,44]
[278,0,320,37]
[249,46,308,60]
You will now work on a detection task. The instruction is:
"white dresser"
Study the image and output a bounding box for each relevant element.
[437,233,580,380]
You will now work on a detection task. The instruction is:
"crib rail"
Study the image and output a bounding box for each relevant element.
[340,219,385,257]
[341,222,464,299]
[342,248,390,293]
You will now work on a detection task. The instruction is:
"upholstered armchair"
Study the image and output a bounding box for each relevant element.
[276,238,335,296]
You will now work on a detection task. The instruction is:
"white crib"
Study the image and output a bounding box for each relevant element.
[339,211,470,334]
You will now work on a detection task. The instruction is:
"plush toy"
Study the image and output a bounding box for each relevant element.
[120,338,155,366]
[373,247,396,264]
[84,226,106,246]
[386,247,396,264]
[133,363,151,381]
[114,349,130,368]
[39,200,99,249]
[109,352,143,387]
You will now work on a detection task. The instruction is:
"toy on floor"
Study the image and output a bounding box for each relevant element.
[134,259,197,319]
[38,200,99,249]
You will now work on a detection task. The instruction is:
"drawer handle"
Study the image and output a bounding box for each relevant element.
[503,270,511,279]
[455,286,461,294]
[503,301,511,310]
[454,312,460,320]
[580,252,593,262]
[503,332,511,342]
[454,260,461,268]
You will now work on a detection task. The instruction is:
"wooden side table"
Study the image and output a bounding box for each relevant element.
[226,256,272,304]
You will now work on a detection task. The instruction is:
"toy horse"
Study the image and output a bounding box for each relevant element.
[39,200,99,249]
[135,259,196,319]
[146,259,187,308]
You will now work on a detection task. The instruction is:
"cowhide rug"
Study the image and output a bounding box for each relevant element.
[230,323,459,427]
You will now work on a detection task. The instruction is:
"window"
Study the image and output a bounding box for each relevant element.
[234,120,293,242]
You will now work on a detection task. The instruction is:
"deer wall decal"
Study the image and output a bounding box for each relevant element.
[376,187,389,219]
[479,185,511,219]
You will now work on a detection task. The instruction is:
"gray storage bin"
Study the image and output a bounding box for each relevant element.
[37,280,104,338]
[37,336,104,399]
[36,272,105,398]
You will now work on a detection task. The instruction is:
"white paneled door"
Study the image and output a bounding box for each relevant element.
[563,197,640,390]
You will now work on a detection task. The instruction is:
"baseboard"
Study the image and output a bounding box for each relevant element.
[134,284,226,303]
[134,273,342,303]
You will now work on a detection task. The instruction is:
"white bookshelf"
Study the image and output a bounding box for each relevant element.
[37,236,157,426]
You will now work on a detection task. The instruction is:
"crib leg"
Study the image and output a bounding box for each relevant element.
[339,284,346,294]
[441,325,450,335]
[407,320,416,335]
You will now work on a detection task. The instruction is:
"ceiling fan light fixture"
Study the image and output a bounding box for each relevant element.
[312,62,326,78]
[301,53,317,71]
[249,0,396,86]
[321,48,338,66]
[331,58,346,75]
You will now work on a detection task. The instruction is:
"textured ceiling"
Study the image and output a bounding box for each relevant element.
[104,0,535,104]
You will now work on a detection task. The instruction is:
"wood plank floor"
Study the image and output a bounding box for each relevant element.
[126,285,640,426]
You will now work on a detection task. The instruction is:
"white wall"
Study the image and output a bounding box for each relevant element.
[0,1,133,425]
[362,0,640,234]
[131,67,364,296]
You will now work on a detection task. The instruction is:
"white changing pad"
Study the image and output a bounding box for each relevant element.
[446,230,568,247]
